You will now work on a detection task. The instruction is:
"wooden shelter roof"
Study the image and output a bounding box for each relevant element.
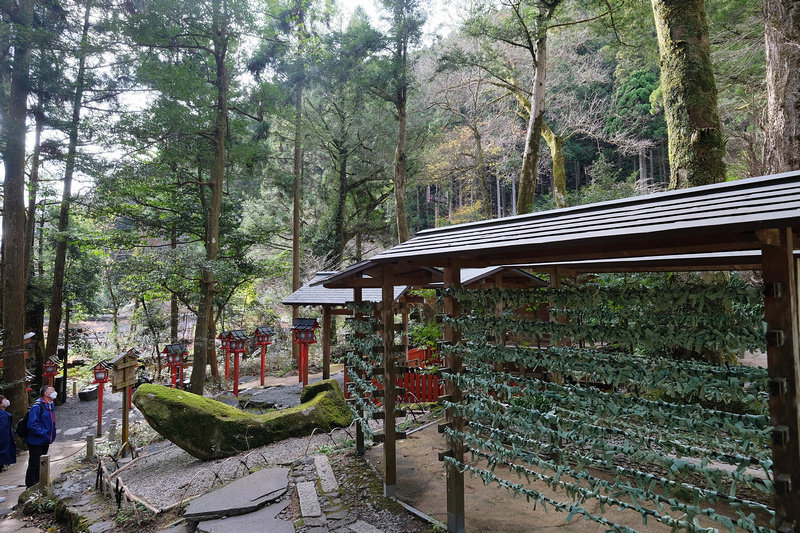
[365,172,800,269]
[283,270,408,305]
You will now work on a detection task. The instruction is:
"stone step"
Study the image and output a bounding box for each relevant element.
[183,467,289,521]
[313,454,339,494]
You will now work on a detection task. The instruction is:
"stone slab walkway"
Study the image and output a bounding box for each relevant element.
[183,467,289,521]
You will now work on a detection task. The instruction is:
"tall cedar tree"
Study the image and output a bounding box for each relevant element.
[651,0,725,188]
[374,0,426,243]
[1,0,36,421]
[764,0,800,173]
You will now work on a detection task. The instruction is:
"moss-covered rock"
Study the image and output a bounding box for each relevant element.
[132,379,352,460]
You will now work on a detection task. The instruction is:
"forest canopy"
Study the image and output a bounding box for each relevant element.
[0,0,794,398]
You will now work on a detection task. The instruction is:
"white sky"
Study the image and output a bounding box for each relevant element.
[340,0,457,39]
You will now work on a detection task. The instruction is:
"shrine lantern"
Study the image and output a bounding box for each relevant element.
[93,361,111,383]
[223,330,249,397]
[42,357,59,387]
[162,344,188,389]
[291,318,319,387]
[218,331,232,381]
[92,360,112,436]
[252,326,275,386]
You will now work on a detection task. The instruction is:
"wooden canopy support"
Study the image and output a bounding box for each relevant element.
[382,263,398,498]
[762,228,800,532]
[354,285,365,455]
[443,259,465,533]
[322,306,331,380]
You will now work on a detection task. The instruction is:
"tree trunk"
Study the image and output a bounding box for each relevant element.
[639,148,648,192]
[2,0,36,420]
[189,0,228,394]
[764,0,800,173]
[45,1,92,359]
[292,73,302,365]
[170,230,178,343]
[517,32,547,215]
[651,0,726,189]
[541,121,566,208]
[24,113,44,291]
[471,127,491,219]
[394,103,410,242]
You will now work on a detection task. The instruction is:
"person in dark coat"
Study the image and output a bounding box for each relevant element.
[25,386,57,488]
[0,394,15,473]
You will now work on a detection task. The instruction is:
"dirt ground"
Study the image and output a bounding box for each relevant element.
[363,351,769,533]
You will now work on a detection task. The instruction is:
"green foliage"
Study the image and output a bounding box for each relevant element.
[408,321,442,349]
[606,68,667,140]
[568,154,638,206]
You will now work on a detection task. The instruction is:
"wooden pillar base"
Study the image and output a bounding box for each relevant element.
[447,512,465,533]
[384,484,396,498]
[356,421,365,455]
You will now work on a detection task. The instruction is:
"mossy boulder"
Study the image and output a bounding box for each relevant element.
[132,379,352,460]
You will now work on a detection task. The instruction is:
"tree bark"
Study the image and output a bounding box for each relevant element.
[651,0,726,188]
[189,0,228,394]
[3,0,36,420]
[292,65,302,365]
[541,121,566,208]
[764,0,800,173]
[394,103,410,242]
[517,30,547,214]
[45,1,92,359]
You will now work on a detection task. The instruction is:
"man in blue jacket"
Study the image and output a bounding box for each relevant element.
[25,386,57,488]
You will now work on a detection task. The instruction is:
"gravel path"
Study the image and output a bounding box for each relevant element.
[53,371,381,511]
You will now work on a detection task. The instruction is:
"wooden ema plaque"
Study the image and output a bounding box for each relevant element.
[111,350,139,393]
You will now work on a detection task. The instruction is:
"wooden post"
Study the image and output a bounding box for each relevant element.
[402,302,409,362]
[233,350,240,396]
[86,435,95,459]
[354,286,365,455]
[39,454,50,490]
[96,382,104,437]
[260,344,267,386]
[761,227,800,532]
[443,259,464,533]
[382,263,397,498]
[323,306,331,380]
[121,387,130,457]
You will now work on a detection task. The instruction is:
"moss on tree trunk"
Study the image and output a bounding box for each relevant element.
[651,0,726,189]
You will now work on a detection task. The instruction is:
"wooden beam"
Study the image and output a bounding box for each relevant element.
[381,263,397,498]
[328,308,354,316]
[443,259,465,533]
[762,227,800,532]
[354,286,365,455]
[322,306,331,380]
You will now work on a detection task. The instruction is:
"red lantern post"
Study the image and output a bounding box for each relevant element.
[252,326,274,386]
[42,358,59,388]
[291,319,318,387]
[162,344,187,389]
[224,330,249,396]
[92,361,111,436]
[218,332,231,381]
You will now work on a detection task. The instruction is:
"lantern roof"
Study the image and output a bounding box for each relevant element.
[47,355,60,364]
[291,318,319,331]
[94,360,112,371]
[253,326,275,336]
[225,329,249,341]
[217,331,228,340]
[110,348,140,366]
[162,343,187,355]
